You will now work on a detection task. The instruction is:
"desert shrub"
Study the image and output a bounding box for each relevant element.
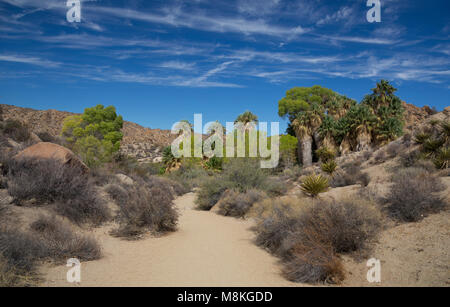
[36,131,54,143]
[112,178,178,238]
[222,158,268,192]
[385,168,446,222]
[252,198,381,284]
[205,157,224,170]
[196,176,229,210]
[7,157,110,225]
[300,174,329,197]
[30,215,101,262]
[291,200,382,255]
[112,155,163,178]
[434,147,450,169]
[1,119,31,143]
[386,142,403,158]
[402,133,413,146]
[321,160,337,175]
[330,164,370,187]
[166,161,209,191]
[283,242,344,284]
[373,149,387,164]
[216,189,267,218]
[264,177,288,196]
[0,228,42,287]
[400,149,420,168]
[280,166,303,181]
[361,150,373,161]
[252,198,303,255]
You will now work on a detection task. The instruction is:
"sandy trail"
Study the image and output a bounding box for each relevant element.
[42,193,298,287]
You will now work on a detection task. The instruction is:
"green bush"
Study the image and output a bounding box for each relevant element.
[205,156,224,170]
[62,105,123,168]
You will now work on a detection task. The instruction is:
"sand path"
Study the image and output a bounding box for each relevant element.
[42,193,298,287]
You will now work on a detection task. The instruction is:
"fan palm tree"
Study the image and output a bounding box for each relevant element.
[292,109,322,166]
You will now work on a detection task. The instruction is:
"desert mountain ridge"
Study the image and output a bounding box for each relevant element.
[0,104,178,163]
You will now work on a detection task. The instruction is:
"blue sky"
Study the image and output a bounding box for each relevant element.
[0,0,449,133]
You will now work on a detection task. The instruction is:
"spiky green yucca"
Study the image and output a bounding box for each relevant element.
[316,146,336,162]
[434,147,450,169]
[301,174,329,197]
[414,133,431,144]
[439,121,450,143]
[321,160,338,175]
[423,138,445,157]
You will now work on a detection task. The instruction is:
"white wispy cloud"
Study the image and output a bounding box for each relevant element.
[0,54,60,67]
[91,6,306,38]
[159,61,196,70]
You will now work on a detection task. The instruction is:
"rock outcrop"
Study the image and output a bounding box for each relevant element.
[14,142,89,172]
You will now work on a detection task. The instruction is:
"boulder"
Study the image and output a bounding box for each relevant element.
[115,173,134,186]
[14,142,88,172]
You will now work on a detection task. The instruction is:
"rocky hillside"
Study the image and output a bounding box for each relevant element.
[0,104,177,163]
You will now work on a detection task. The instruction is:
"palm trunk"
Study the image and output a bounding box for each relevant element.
[300,134,313,167]
[356,129,371,152]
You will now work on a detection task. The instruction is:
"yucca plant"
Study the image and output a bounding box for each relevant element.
[439,121,450,144]
[414,133,431,144]
[434,147,450,169]
[316,146,336,162]
[300,174,329,197]
[321,160,338,175]
[422,138,445,158]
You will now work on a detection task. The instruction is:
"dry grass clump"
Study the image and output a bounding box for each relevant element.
[0,214,101,286]
[110,178,178,238]
[30,215,101,262]
[283,241,345,284]
[331,164,370,188]
[373,149,387,164]
[7,157,110,225]
[216,189,267,218]
[384,167,446,222]
[252,197,382,284]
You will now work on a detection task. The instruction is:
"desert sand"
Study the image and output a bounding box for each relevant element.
[42,193,299,287]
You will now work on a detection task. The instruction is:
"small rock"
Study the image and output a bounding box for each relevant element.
[115,173,134,186]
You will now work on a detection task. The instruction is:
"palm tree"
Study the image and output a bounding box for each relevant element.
[318,115,338,151]
[292,109,322,166]
[235,111,258,127]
